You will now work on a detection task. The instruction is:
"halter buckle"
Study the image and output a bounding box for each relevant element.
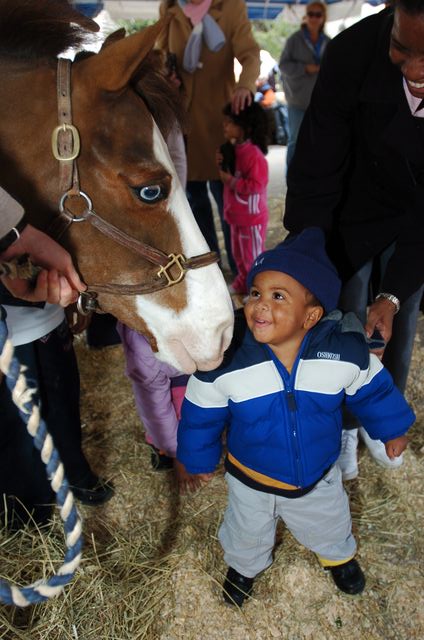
[51,123,81,161]
[77,291,99,315]
[157,253,187,287]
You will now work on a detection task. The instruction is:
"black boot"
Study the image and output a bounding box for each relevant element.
[71,477,114,506]
[148,444,174,471]
[223,567,254,607]
[327,558,365,594]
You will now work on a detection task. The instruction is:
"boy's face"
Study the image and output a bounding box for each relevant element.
[244,271,323,350]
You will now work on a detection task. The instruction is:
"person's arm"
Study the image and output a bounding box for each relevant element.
[231,0,260,114]
[364,209,424,341]
[1,224,85,306]
[345,351,415,445]
[177,373,229,474]
[284,23,374,234]
[0,186,24,239]
[230,150,268,197]
[279,34,309,80]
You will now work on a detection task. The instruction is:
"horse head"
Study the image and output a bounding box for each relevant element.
[0,1,234,373]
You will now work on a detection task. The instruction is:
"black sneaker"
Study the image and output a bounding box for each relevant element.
[327,558,366,594]
[148,444,174,471]
[71,477,114,506]
[223,567,254,607]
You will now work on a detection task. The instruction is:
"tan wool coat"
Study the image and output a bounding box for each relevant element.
[157,0,260,181]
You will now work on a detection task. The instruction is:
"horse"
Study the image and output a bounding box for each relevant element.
[0,0,234,374]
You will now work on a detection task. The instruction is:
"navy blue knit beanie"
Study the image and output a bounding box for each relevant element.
[246,227,341,313]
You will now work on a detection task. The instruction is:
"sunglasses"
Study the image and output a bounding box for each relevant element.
[307,11,323,18]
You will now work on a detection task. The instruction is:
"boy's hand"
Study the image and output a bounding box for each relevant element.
[385,435,408,460]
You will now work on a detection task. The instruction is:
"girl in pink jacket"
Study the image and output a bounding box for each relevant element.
[218,102,269,295]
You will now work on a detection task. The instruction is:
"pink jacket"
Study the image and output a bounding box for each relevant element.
[223,140,268,227]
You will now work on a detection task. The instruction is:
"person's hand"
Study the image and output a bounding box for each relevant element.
[218,169,233,185]
[0,224,86,306]
[216,148,224,168]
[384,435,408,459]
[305,63,320,74]
[173,458,214,495]
[365,297,397,344]
[231,87,252,115]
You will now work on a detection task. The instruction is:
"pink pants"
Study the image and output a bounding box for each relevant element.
[230,223,267,294]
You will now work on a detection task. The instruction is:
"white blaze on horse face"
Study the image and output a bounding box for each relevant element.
[134,122,234,373]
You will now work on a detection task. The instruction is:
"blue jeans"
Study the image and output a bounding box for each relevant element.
[286,106,306,170]
[186,180,237,275]
[338,244,423,427]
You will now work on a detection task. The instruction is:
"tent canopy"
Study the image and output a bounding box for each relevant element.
[246,0,384,20]
[73,1,386,21]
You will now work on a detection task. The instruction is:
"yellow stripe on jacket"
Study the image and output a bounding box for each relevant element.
[227,453,300,491]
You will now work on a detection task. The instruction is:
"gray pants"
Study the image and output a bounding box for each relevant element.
[218,466,356,579]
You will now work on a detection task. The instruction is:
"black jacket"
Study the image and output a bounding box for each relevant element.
[284,8,424,303]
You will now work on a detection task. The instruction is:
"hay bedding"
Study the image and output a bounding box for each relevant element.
[1,194,424,640]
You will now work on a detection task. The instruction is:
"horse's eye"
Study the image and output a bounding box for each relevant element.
[136,184,166,203]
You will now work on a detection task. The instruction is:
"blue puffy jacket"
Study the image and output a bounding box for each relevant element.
[177,311,415,489]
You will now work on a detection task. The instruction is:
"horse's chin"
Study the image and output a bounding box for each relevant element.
[156,341,226,375]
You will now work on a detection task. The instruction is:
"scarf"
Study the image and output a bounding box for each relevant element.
[178,0,226,73]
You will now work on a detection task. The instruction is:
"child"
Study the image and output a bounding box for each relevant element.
[116,325,212,494]
[217,102,269,296]
[177,227,414,606]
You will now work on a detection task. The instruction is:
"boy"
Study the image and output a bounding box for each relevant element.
[177,228,414,607]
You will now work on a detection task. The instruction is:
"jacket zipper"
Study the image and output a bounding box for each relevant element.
[269,332,311,487]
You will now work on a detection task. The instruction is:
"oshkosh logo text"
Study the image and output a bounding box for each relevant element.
[317,351,340,360]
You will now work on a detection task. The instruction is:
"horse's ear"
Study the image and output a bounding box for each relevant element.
[101,28,127,49]
[76,19,168,92]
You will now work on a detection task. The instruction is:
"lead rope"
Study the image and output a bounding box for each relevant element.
[0,317,83,606]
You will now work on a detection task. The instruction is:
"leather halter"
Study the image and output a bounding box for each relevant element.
[50,58,218,314]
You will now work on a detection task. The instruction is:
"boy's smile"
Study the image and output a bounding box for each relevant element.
[244,271,323,366]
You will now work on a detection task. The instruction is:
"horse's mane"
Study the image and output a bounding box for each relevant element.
[134,50,187,138]
[0,0,98,61]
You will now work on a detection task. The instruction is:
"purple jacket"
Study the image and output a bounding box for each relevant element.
[117,322,188,457]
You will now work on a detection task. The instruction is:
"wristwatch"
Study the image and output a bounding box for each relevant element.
[375,292,400,314]
[0,218,27,253]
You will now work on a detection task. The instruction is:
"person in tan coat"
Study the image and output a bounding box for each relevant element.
[157,0,260,275]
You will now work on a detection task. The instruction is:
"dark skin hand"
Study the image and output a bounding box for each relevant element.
[385,436,408,459]
[173,459,214,495]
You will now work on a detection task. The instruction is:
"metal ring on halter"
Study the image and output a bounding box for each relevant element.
[77,291,99,315]
[59,190,92,222]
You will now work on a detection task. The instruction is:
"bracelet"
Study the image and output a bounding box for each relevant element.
[375,292,400,314]
[0,218,27,253]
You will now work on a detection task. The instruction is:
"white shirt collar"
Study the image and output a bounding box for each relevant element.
[403,77,424,118]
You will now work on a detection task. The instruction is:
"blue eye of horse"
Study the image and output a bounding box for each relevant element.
[136,184,165,203]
